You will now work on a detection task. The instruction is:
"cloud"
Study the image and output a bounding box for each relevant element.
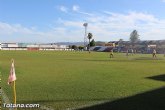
[72,5,79,11]
[0,22,33,35]
[1,11,165,43]
[82,11,164,40]
[0,22,83,42]
[0,22,53,42]
[57,11,165,41]
[57,5,93,16]
[78,11,93,16]
[59,6,68,13]
[72,5,93,16]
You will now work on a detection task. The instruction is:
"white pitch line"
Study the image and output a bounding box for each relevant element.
[1,88,54,110]
[1,88,13,110]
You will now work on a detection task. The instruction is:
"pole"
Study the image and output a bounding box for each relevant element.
[12,59,17,110]
[83,23,88,50]
[84,26,87,49]
[11,59,16,105]
[13,81,16,104]
[13,80,17,110]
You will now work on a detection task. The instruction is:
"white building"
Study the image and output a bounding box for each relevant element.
[0,43,69,51]
[8,43,18,47]
[1,43,18,48]
[1,43,8,48]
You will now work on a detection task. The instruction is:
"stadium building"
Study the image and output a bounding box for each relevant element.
[91,40,165,53]
[0,43,69,51]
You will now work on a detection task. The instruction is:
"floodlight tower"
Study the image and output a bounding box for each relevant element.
[83,23,88,50]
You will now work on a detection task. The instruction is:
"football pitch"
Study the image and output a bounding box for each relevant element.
[0,51,165,110]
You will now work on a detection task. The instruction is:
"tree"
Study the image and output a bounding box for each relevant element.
[71,45,77,50]
[78,46,84,50]
[130,30,140,49]
[68,45,72,49]
[87,33,93,53]
[90,39,95,47]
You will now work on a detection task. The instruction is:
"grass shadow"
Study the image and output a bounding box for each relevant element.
[78,87,165,110]
[147,74,165,82]
[78,74,165,110]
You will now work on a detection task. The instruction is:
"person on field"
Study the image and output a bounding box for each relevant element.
[126,50,129,56]
[131,49,134,56]
[134,49,136,54]
[110,49,114,58]
[152,49,157,58]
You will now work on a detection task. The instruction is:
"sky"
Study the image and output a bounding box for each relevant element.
[0,0,165,43]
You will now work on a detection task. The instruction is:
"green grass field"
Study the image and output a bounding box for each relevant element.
[0,51,165,110]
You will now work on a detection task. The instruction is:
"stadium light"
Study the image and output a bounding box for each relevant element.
[83,23,88,50]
